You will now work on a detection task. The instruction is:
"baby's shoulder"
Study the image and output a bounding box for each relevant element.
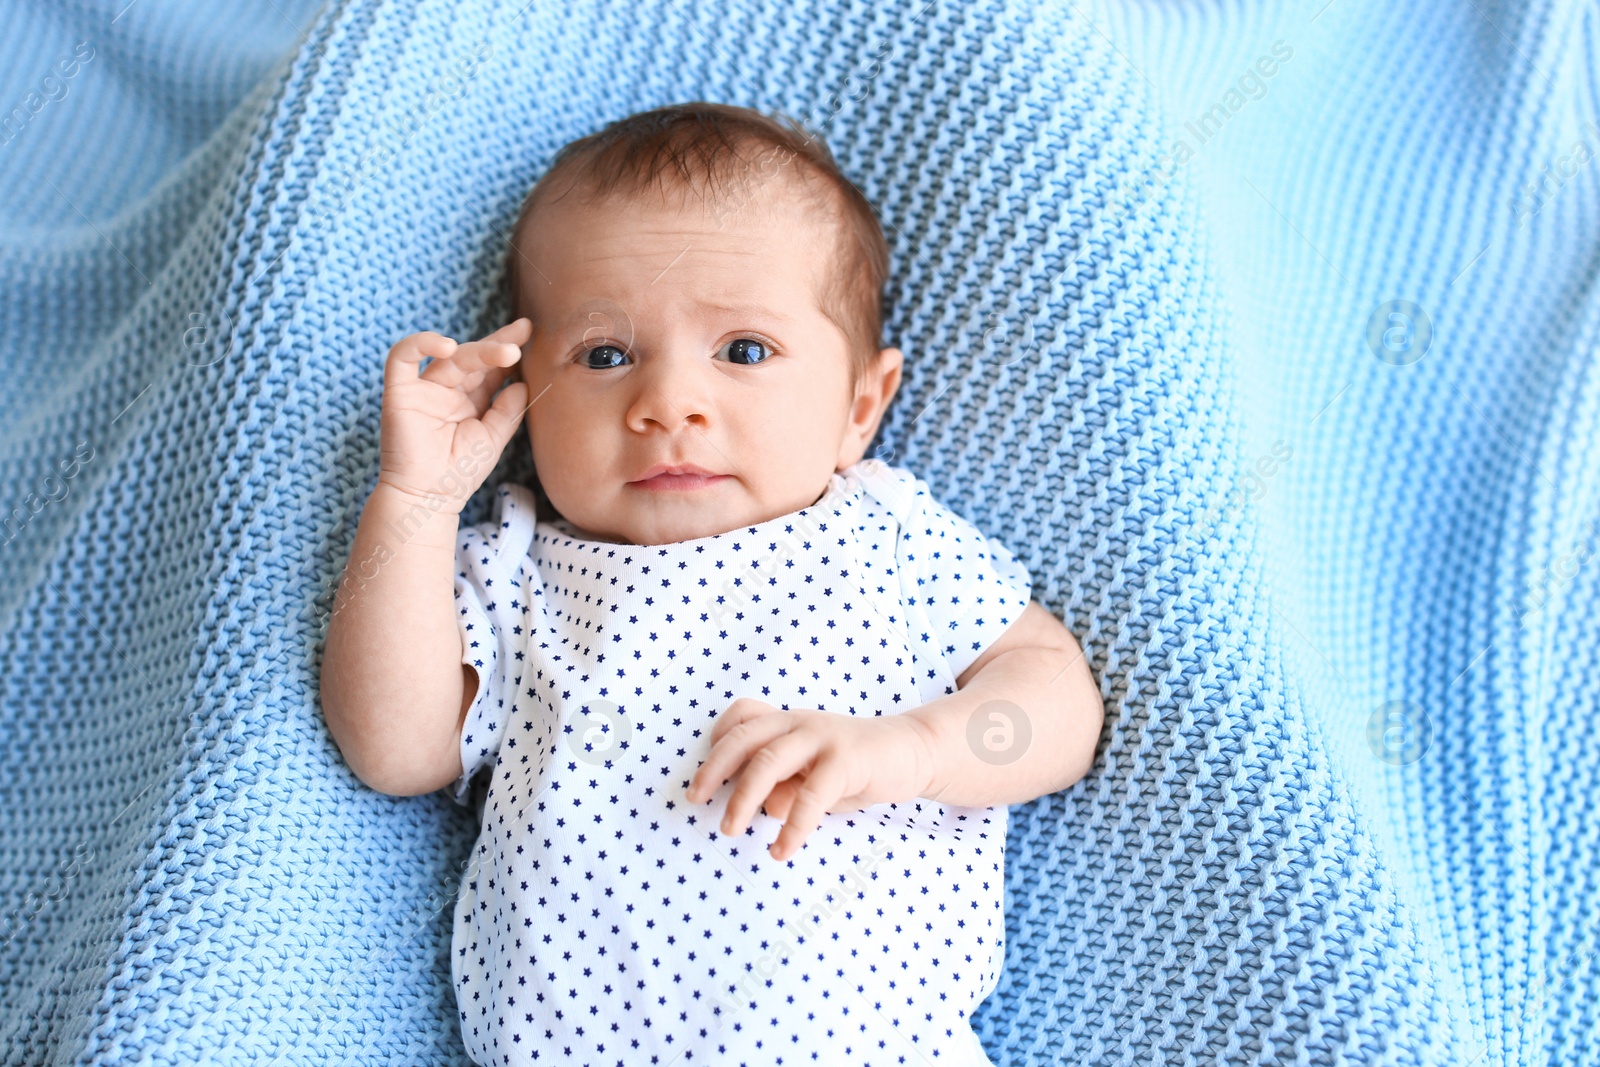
[839,458,928,525]
[841,459,1027,581]
[841,458,982,540]
[456,481,540,572]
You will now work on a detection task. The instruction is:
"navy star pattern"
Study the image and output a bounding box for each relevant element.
[446,459,1032,1066]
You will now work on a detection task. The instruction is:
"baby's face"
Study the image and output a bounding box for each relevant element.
[514,181,901,546]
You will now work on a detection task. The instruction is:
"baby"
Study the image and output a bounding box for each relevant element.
[320,102,1103,1067]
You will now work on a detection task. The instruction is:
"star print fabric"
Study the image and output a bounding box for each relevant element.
[447,457,1032,1066]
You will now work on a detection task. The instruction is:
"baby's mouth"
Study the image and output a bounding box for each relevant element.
[628,472,730,491]
[627,463,730,491]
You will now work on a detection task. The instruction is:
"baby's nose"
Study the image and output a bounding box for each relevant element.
[624,357,714,431]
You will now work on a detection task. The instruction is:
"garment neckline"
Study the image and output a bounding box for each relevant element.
[536,470,855,552]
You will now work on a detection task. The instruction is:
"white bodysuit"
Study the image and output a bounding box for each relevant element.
[448,457,1033,1067]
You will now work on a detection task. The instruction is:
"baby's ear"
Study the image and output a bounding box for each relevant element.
[875,346,904,401]
[855,346,904,427]
[838,346,904,469]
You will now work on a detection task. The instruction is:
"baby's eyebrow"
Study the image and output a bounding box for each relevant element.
[696,300,793,322]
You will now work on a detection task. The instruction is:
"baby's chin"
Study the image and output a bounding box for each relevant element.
[616,492,760,546]
[565,478,828,547]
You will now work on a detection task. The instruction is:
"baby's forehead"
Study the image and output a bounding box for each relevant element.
[543,165,834,233]
[524,182,839,281]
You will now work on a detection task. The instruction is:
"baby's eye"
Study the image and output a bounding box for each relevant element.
[580,343,629,369]
[718,338,771,366]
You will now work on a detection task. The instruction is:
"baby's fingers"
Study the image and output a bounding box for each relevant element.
[485,316,533,346]
[477,380,530,454]
[768,763,846,861]
[719,732,820,838]
[424,334,522,392]
[709,696,781,745]
[384,331,458,393]
[759,776,802,822]
[687,709,791,805]
[455,316,531,375]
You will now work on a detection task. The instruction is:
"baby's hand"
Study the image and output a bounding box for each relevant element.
[686,698,939,861]
[378,318,532,513]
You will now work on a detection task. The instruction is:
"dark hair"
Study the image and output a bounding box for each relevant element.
[503,101,891,387]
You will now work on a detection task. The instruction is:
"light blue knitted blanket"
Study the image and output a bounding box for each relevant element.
[2,0,1593,1064]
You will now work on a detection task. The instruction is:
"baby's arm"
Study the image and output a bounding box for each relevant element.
[688,599,1102,859]
[903,599,1102,808]
[319,319,531,796]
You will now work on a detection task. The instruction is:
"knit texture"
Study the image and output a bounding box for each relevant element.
[0,0,1591,1064]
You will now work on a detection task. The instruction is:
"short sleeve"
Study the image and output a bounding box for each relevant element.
[450,482,540,806]
[848,459,1034,690]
